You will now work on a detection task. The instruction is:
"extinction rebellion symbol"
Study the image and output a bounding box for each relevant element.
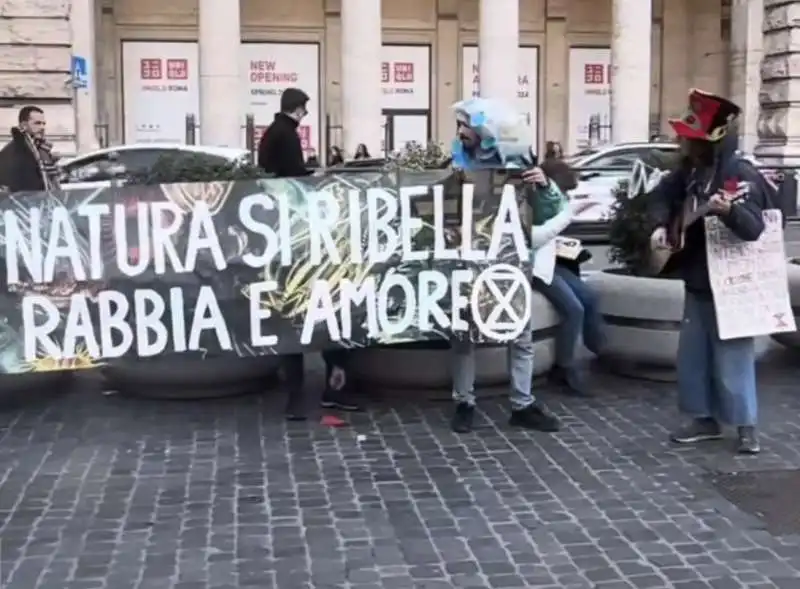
[470,264,532,342]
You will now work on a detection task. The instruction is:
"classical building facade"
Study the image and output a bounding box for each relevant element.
[0,0,778,159]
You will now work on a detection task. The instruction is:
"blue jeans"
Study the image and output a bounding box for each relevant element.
[451,312,536,411]
[677,292,758,426]
[534,264,605,368]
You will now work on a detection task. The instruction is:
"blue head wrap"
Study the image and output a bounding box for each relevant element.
[451,98,532,170]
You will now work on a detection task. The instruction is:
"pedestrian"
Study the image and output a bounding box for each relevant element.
[649,89,773,454]
[328,145,344,166]
[354,143,370,159]
[540,141,578,193]
[306,148,320,168]
[255,87,360,419]
[449,97,568,434]
[0,105,60,193]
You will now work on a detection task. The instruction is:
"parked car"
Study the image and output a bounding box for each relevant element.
[566,142,679,222]
[59,144,251,191]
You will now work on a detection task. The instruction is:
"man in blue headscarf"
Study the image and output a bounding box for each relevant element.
[449,98,573,434]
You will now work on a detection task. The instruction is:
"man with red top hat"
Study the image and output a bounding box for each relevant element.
[647,89,778,454]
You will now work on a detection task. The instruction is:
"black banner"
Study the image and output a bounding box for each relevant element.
[0,169,533,373]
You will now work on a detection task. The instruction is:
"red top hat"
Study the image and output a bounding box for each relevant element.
[668,88,741,142]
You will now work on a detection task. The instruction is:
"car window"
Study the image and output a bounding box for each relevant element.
[115,149,180,173]
[584,150,640,169]
[60,153,113,182]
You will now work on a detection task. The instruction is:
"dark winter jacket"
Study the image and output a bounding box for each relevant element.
[256,113,312,178]
[0,127,47,193]
[648,134,773,294]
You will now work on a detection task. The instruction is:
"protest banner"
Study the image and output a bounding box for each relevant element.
[706,209,796,340]
[0,170,533,373]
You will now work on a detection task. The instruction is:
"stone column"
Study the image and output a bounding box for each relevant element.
[478,0,519,105]
[610,0,652,143]
[198,0,241,146]
[70,0,99,152]
[341,0,382,156]
[730,0,763,154]
[756,0,800,163]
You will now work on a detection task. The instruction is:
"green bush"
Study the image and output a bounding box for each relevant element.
[607,150,683,277]
[127,153,270,185]
[385,142,451,171]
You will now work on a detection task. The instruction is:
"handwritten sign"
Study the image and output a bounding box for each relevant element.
[705,209,796,340]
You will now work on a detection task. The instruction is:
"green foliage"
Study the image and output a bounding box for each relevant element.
[606,150,683,276]
[385,141,451,171]
[127,153,270,185]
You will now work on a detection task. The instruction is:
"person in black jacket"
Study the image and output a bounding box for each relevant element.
[648,89,772,455]
[257,88,361,419]
[0,106,52,193]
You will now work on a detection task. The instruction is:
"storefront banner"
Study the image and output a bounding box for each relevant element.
[241,43,321,155]
[121,42,200,144]
[568,47,611,153]
[0,171,532,373]
[381,45,431,111]
[461,46,539,150]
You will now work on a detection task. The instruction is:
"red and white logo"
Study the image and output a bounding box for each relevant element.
[140,59,162,80]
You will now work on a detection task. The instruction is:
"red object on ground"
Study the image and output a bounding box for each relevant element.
[320,415,347,427]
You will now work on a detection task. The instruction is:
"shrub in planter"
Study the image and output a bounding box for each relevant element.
[102,153,280,399]
[587,151,686,381]
[385,142,451,171]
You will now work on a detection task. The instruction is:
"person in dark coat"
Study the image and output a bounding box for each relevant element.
[648,89,773,454]
[256,88,361,419]
[0,105,56,193]
[540,141,578,193]
[257,88,313,177]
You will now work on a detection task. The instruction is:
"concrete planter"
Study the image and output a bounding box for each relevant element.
[771,259,800,349]
[346,292,559,390]
[586,269,684,381]
[0,371,73,409]
[103,355,280,399]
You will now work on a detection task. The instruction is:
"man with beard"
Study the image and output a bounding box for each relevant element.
[0,105,60,193]
[648,89,774,454]
[449,98,572,434]
[257,88,360,419]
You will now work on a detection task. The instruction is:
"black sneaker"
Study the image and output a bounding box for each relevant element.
[320,390,361,412]
[549,366,593,398]
[737,426,761,454]
[451,402,475,433]
[670,418,722,444]
[509,403,561,432]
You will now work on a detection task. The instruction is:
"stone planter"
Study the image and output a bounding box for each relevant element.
[346,292,559,390]
[771,259,800,349]
[586,269,684,381]
[103,355,280,399]
[0,371,72,409]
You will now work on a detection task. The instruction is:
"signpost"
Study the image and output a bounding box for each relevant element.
[71,55,88,89]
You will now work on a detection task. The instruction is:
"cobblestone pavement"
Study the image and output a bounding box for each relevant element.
[3,352,800,589]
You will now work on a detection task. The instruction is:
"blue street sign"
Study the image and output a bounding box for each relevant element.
[71,55,88,89]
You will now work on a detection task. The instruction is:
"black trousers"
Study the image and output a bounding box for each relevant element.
[281,350,350,389]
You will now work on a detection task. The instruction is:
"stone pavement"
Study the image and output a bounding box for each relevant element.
[2,352,800,589]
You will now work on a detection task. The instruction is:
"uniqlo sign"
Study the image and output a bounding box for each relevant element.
[393,62,414,83]
[140,58,162,80]
[380,45,430,110]
[583,63,612,85]
[166,59,188,80]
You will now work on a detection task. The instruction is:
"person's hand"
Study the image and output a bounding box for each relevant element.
[650,227,669,249]
[522,166,548,187]
[708,192,733,215]
[328,366,346,391]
